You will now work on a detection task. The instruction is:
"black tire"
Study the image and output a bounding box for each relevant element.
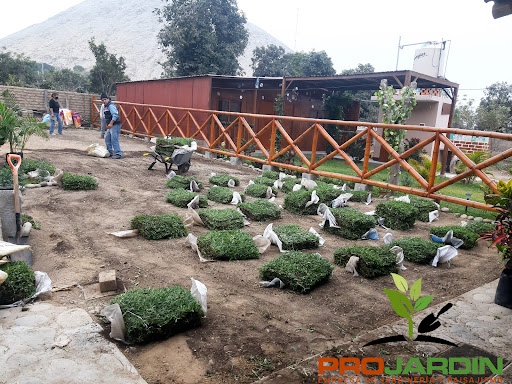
[178,162,190,174]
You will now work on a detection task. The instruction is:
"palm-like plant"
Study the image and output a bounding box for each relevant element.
[455,151,491,184]
[408,154,441,181]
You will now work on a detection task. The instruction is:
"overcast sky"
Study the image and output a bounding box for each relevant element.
[1,0,510,103]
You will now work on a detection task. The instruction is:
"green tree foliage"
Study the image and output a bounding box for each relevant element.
[251,47,335,77]
[156,0,248,77]
[0,49,38,86]
[88,38,129,95]
[340,63,375,75]
[39,67,89,93]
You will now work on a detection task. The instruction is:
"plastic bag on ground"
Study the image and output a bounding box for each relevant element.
[432,245,458,267]
[301,178,317,190]
[342,184,350,191]
[260,277,285,289]
[0,271,52,309]
[305,190,319,208]
[100,304,127,344]
[292,184,302,192]
[365,193,372,205]
[442,230,464,249]
[167,171,176,179]
[377,217,390,230]
[243,180,254,193]
[320,207,340,229]
[190,278,207,313]
[189,180,200,192]
[390,246,407,271]
[227,179,236,188]
[309,227,325,246]
[183,207,204,228]
[265,186,275,199]
[230,192,243,205]
[394,195,411,204]
[332,193,353,208]
[345,256,359,276]
[263,223,285,252]
[253,235,271,254]
[268,197,282,209]
[186,234,214,263]
[273,180,283,189]
[187,195,201,209]
[460,221,468,227]
[383,233,394,245]
[109,229,139,238]
[317,203,329,216]
[365,210,376,216]
[86,144,110,158]
[361,228,379,241]
[429,210,440,223]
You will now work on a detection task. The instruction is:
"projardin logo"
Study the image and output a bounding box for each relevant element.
[318,274,504,383]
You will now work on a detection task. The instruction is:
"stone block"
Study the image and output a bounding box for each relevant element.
[205,151,216,160]
[262,165,277,173]
[99,270,117,292]
[229,157,243,166]
[354,183,369,191]
[301,173,318,181]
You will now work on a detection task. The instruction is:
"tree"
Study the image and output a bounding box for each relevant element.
[375,79,417,186]
[0,49,38,87]
[453,98,477,130]
[88,38,129,96]
[478,82,512,132]
[39,68,89,93]
[156,0,248,77]
[340,63,375,75]
[251,45,286,77]
[340,63,378,123]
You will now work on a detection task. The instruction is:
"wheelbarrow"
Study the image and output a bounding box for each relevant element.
[144,143,195,174]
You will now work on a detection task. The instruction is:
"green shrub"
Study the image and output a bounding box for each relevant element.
[198,209,244,230]
[165,189,208,208]
[430,226,479,250]
[273,225,319,250]
[165,175,203,190]
[318,176,354,189]
[315,184,343,204]
[0,262,36,305]
[284,189,318,215]
[262,171,280,180]
[209,174,240,187]
[207,186,242,204]
[409,196,438,222]
[253,176,275,187]
[349,191,371,203]
[22,214,41,230]
[245,183,278,198]
[281,178,301,194]
[155,137,195,158]
[197,230,259,260]
[465,222,495,236]
[375,201,418,230]
[61,173,98,190]
[20,159,56,176]
[130,214,188,240]
[238,199,282,221]
[389,237,442,264]
[110,286,204,344]
[334,246,398,278]
[259,252,333,293]
[323,207,377,240]
[0,167,25,188]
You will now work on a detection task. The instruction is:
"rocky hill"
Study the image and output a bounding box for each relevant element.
[0,0,290,81]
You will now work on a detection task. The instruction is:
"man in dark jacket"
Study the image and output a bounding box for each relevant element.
[49,92,63,135]
[101,93,122,159]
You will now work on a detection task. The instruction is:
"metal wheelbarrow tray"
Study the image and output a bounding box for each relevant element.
[145,143,196,174]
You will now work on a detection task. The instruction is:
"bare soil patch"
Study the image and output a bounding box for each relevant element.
[17,127,503,384]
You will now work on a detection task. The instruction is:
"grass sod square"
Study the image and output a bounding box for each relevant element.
[314,183,344,205]
[322,207,377,240]
[110,286,204,344]
[155,137,196,158]
[429,225,480,249]
[207,186,242,204]
[197,230,259,261]
[389,237,443,264]
[237,199,282,222]
[245,183,278,198]
[281,178,302,194]
[259,251,334,293]
[317,176,355,189]
[253,176,276,187]
[409,196,439,222]
[209,174,240,187]
[375,200,418,230]
[165,175,204,190]
[464,221,495,236]
[0,261,36,305]
[165,189,208,208]
[284,189,318,215]
[130,214,188,240]
[61,173,98,190]
[273,225,320,251]
[197,209,245,230]
[334,246,398,278]
[349,191,370,203]
[262,171,280,180]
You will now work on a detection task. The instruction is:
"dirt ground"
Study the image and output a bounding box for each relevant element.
[14,127,505,384]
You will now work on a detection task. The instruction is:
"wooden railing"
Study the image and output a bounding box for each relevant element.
[92,99,512,211]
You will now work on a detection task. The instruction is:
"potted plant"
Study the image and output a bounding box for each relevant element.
[480,179,512,308]
[0,93,48,161]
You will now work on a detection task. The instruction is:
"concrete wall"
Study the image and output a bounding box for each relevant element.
[0,85,98,124]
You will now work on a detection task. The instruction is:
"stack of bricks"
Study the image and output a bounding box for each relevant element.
[450,134,490,154]
[0,85,98,123]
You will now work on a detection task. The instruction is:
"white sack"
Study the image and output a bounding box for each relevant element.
[305,190,320,208]
[263,223,285,252]
[186,234,214,263]
[320,207,340,229]
[301,178,317,190]
[190,278,207,313]
[345,256,359,276]
[189,180,200,192]
[100,304,127,344]
[309,227,325,246]
[259,278,285,289]
[292,184,302,192]
[365,193,373,205]
[432,245,458,267]
[109,229,139,238]
[383,233,394,245]
[227,179,236,188]
[390,246,407,271]
[394,195,411,204]
[187,195,201,209]
[86,143,110,158]
[429,210,440,223]
[230,192,243,205]
[253,235,271,254]
[183,207,204,228]
[332,193,353,208]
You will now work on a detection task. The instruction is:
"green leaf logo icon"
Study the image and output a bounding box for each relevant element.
[410,278,422,301]
[414,296,434,311]
[391,273,408,293]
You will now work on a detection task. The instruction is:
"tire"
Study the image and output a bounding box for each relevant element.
[178,162,190,174]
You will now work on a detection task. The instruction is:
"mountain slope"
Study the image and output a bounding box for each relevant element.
[0,0,291,80]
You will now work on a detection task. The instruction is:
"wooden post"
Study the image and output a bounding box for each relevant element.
[441,86,458,175]
[310,124,319,171]
[237,118,242,154]
[269,119,276,163]
[362,128,372,175]
[428,133,440,195]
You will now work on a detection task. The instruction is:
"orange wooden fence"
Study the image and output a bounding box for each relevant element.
[92,99,512,211]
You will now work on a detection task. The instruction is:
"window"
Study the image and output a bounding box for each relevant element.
[218,100,241,123]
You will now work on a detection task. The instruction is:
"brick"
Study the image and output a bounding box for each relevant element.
[99,270,117,292]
